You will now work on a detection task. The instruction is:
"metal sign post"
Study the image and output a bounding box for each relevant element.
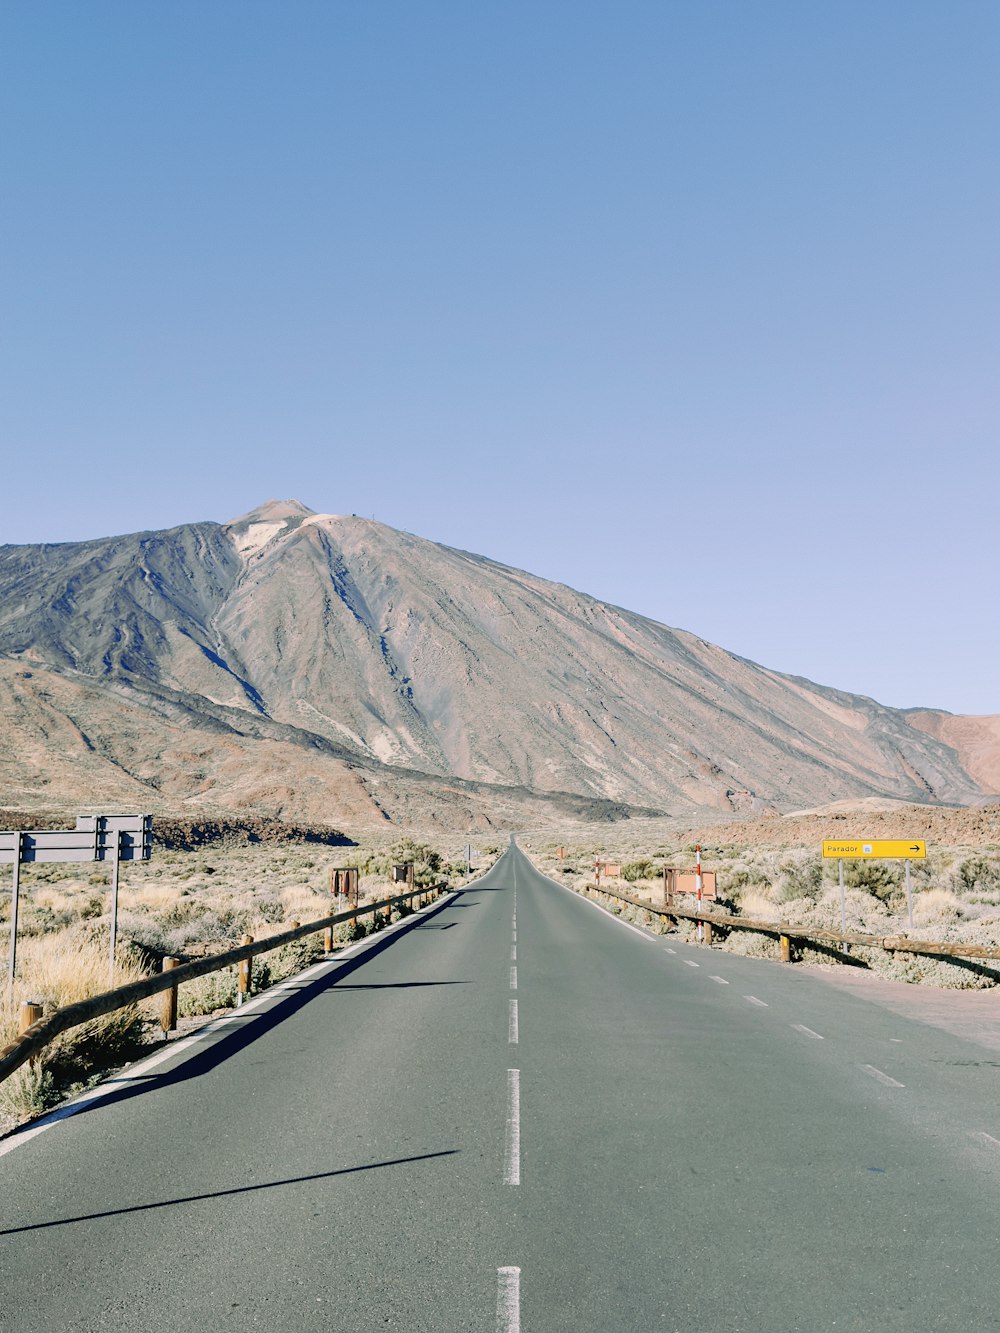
[2,816,152,990]
[822,839,925,940]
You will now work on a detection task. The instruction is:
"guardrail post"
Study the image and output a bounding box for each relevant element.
[780,934,792,963]
[704,920,713,946]
[238,935,254,1003]
[323,926,334,954]
[160,958,179,1034]
[19,1001,42,1066]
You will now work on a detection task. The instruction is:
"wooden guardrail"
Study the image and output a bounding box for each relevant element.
[0,883,447,1088]
[583,883,1000,963]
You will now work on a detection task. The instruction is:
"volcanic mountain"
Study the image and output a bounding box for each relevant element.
[0,499,994,828]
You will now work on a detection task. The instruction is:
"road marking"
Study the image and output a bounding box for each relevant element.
[510,966,517,990]
[0,892,463,1160]
[511,943,517,961]
[552,878,661,941]
[664,947,677,955]
[684,960,700,968]
[971,1132,1000,1151]
[504,1070,521,1185]
[860,1064,905,1088]
[496,1266,521,1332]
[792,1024,824,1039]
[709,976,729,985]
[509,999,519,1044]
[744,995,768,1007]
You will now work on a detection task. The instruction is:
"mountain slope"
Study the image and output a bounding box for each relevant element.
[0,499,993,825]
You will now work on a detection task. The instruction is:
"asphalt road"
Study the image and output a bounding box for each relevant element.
[2,844,1000,1330]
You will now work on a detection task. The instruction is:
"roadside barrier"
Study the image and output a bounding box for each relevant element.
[0,884,446,1088]
[581,882,1000,964]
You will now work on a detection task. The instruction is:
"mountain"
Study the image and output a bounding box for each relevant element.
[0,499,994,829]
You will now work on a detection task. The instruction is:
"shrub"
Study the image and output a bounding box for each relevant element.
[956,857,1000,896]
[622,860,655,883]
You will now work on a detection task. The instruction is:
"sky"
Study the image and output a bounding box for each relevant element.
[1,2,997,714]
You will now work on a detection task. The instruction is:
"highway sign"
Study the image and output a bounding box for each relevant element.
[822,840,926,859]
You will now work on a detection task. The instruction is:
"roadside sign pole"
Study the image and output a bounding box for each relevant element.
[7,836,22,990]
[905,862,914,928]
[839,859,846,934]
[108,832,122,987]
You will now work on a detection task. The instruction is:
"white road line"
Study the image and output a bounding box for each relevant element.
[0,893,461,1160]
[510,965,518,991]
[509,999,519,1044]
[496,1266,521,1333]
[860,1064,905,1088]
[664,947,677,955]
[971,1132,1000,1151]
[511,943,517,961]
[792,1024,824,1039]
[504,1069,521,1186]
[709,976,729,985]
[552,878,660,941]
[684,960,700,968]
[744,995,768,1007]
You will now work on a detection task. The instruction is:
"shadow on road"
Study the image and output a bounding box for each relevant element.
[0,1149,460,1237]
[55,895,466,1122]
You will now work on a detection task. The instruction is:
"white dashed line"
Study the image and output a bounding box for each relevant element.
[509,999,519,1045]
[511,943,517,961]
[684,960,700,968]
[860,1064,904,1088]
[510,966,517,991]
[504,1070,521,1186]
[664,947,677,955]
[496,1266,521,1332]
[744,995,768,1007]
[709,976,729,985]
[792,1024,824,1039]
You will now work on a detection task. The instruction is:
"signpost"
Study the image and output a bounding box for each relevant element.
[2,815,152,988]
[822,839,926,931]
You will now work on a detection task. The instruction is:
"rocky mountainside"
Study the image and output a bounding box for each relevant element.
[0,499,994,829]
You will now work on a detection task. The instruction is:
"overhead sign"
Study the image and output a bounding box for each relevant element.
[822,840,926,860]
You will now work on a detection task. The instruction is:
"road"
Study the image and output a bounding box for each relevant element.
[2,844,1000,1330]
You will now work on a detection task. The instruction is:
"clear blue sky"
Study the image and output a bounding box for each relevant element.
[2,2,997,714]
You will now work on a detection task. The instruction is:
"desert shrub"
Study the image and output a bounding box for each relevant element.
[775,856,823,904]
[622,860,655,882]
[177,969,238,1016]
[956,857,1000,896]
[843,860,901,905]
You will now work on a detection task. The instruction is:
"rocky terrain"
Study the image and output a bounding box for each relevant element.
[0,499,996,832]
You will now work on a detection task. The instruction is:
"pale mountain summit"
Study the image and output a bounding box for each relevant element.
[0,501,995,827]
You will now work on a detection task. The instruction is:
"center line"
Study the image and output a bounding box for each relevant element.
[510,965,517,990]
[684,960,700,968]
[509,999,519,1044]
[744,995,768,1007]
[792,1024,824,1039]
[664,947,677,955]
[860,1064,905,1088]
[504,1069,521,1185]
[709,975,729,985]
[496,1266,521,1333]
[511,943,517,961]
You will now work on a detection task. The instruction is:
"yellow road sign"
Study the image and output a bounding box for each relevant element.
[822,840,926,860]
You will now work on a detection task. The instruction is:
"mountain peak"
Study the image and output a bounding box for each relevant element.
[225,499,315,528]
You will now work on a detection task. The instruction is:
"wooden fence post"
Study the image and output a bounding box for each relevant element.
[20,1001,42,1067]
[160,958,179,1034]
[704,920,713,946]
[780,934,792,963]
[238,935,254,1003]
[323,926,334,954]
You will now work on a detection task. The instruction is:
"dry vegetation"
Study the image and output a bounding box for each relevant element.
[0,832,496,1135]
[523,807,1000,991]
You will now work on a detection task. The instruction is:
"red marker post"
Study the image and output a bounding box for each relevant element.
[695,844,704,942]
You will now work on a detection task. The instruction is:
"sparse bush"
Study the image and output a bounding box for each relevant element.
[622,860,655,882]
[956,857,1000,896]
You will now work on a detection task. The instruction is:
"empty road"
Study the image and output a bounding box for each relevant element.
[2,845,1000,1330]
